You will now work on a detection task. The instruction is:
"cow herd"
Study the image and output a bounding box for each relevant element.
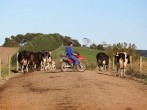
[18,50,56,74]
[18,50,130,78]
[96,52,130,78]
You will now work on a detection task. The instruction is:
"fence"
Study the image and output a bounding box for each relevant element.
[0,53,19,78]
[108,56,147,75]
[0,54,147,78]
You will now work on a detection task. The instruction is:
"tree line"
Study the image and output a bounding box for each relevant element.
[3,33,139,60]
[3,33,81,52]
[90,42,139,60]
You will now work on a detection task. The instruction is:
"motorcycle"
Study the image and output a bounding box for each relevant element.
[60,53,87,72]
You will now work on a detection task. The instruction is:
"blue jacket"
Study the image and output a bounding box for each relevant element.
[66,46,74,56]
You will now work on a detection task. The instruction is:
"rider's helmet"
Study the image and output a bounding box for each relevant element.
[68,41,74,46]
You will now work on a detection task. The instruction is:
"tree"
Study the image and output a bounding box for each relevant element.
[83,38,91,47]
[107,42,139,60]
[72,39,81,47]
[90,43,97,49]
[102,41,107,49]
[97,44,105,50]
[63,36,72,46]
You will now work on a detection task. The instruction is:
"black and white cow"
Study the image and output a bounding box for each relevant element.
[18,50,30,73]
[96,52,109,71]
[41,51,56,70]
[114,52,130,78]
[18,50,56,73]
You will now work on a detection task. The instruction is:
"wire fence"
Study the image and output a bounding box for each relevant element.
[0,54,147,78]
[108,56,147,76]
[142,57,147,75]
[0,54,12,78]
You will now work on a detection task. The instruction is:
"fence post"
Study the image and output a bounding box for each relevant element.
[140,56,143,74]
[130,56,132,69]
[108,59,111,71]
[8,54,11,76]
[112,57,115,71]
[0,56,1,78]
[16,53,19,71]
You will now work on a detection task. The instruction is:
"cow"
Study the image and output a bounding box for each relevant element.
[18,50,56,73]
[35,52,43,71]
[114,52,130,78]
[96,52,109,71]
[41,51,52,70]
[28,52,41,72]
[18,50,30,74]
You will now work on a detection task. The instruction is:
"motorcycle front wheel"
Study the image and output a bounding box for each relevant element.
[60,62,69,72]
[77,61,87,72]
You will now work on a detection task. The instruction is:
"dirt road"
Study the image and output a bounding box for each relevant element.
[0,70,147,110]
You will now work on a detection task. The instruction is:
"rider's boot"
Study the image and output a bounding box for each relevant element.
[72,64,77,72]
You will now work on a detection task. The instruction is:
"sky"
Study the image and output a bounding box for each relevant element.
[0,0,147,49]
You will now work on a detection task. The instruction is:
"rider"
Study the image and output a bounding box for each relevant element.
[66,41,78,71]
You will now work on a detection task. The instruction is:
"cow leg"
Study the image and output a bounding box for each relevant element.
[45,63,49,70]
[103,65,105,71]
[123,69,126,78]
[116,64,119,77]
[21,65,24,73]
[104,65,107,71]
[102,60,106,71]
[36,62,41,71]
[33,62,36,71]
[120,69,124,78]
[34,64,36,70]
[30,62,34,72]
[40,61,44,70]
[26,64,29,72]
[43,62,46,70]
[28,62,31,72]
[101,66,103,71]
[52,61,56,70]
[116,69,119,77]
[115,63,119,75]
[43,63,45,70]
[123,63,127,78]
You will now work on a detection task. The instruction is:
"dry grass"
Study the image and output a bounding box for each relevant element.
[126,59,147,84]
[142,60,147,74]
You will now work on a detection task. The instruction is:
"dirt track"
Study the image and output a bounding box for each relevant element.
[0,70,147,110]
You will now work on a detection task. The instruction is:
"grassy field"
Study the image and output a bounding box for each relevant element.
[1,46,147,84]
[52,46,105,69]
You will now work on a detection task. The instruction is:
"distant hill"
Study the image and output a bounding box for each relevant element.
[137,50,147,57]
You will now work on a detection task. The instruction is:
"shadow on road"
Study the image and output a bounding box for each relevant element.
[97,72,114,77]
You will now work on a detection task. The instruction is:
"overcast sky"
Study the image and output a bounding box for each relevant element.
[0,0,147,49]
